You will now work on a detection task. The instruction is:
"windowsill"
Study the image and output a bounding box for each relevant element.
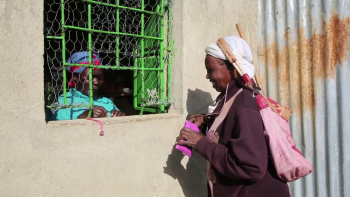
[46,113,182,127]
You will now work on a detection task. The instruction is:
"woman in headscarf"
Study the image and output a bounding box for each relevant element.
[176,36,291,197]
[52,51,125,120]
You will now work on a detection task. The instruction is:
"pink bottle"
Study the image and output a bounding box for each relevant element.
[176,120,200,157]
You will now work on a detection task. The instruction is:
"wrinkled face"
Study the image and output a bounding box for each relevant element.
[205,55,234,93]
[74,68,104,96]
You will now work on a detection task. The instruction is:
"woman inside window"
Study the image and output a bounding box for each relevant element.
[51,51,125,120]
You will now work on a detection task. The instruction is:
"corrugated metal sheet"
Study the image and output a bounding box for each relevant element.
[258,0,350,197]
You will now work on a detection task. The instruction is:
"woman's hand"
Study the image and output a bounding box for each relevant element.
[92,106,107,118]
[111,110,125,117]
[78,105,107,119]
[186,114,205,127]
[176,127,203,147]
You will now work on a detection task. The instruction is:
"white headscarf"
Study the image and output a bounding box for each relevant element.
[205,36,255,78]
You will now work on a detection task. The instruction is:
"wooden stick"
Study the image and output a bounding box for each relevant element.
[236,23,264,95]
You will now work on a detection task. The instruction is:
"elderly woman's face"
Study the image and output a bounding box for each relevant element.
[205,55,234,92]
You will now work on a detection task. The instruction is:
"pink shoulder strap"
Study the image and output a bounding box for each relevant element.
[208,88,243,132]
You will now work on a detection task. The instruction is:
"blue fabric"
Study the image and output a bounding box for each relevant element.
[53,88,119,120]
[66,52,102,73]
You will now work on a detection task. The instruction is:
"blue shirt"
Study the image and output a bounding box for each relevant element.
[52,88,119,120]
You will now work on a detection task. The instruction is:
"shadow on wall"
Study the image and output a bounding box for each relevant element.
[186,89,214,115]
[163,146,207,197]
[162,89,214,196]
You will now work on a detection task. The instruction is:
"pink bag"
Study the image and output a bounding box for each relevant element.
[256,96,313,182]
[176,120,200,157]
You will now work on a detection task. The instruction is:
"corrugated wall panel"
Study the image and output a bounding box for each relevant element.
[258,0,350,197]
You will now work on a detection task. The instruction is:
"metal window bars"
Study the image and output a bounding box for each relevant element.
[44,0,173,117]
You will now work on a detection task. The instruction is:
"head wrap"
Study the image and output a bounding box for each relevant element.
[66,51,102,87]
[205,36,255,78]
[67,51,102,73]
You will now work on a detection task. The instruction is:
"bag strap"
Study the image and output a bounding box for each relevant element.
[208,88,243,132]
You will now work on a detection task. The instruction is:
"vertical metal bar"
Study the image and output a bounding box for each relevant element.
[116,0,120,67]
[167,1,172,107]
[88,3,93,117]
[159,0,165,112]
[61,0,67,105]
[139,0,145,115]
[133,58,139,110]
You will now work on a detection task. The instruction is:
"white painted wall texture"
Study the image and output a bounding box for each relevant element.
[0,0,258,196]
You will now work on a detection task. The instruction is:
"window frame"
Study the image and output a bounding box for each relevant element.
[44,0,173,118]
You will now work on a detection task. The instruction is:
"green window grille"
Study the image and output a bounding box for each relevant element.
[44,0,173,118]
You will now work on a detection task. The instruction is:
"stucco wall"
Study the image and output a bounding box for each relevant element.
[181,1,259,115]
[0,0,258,196]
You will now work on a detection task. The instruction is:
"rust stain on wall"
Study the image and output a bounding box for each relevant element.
[258,14,350,115]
